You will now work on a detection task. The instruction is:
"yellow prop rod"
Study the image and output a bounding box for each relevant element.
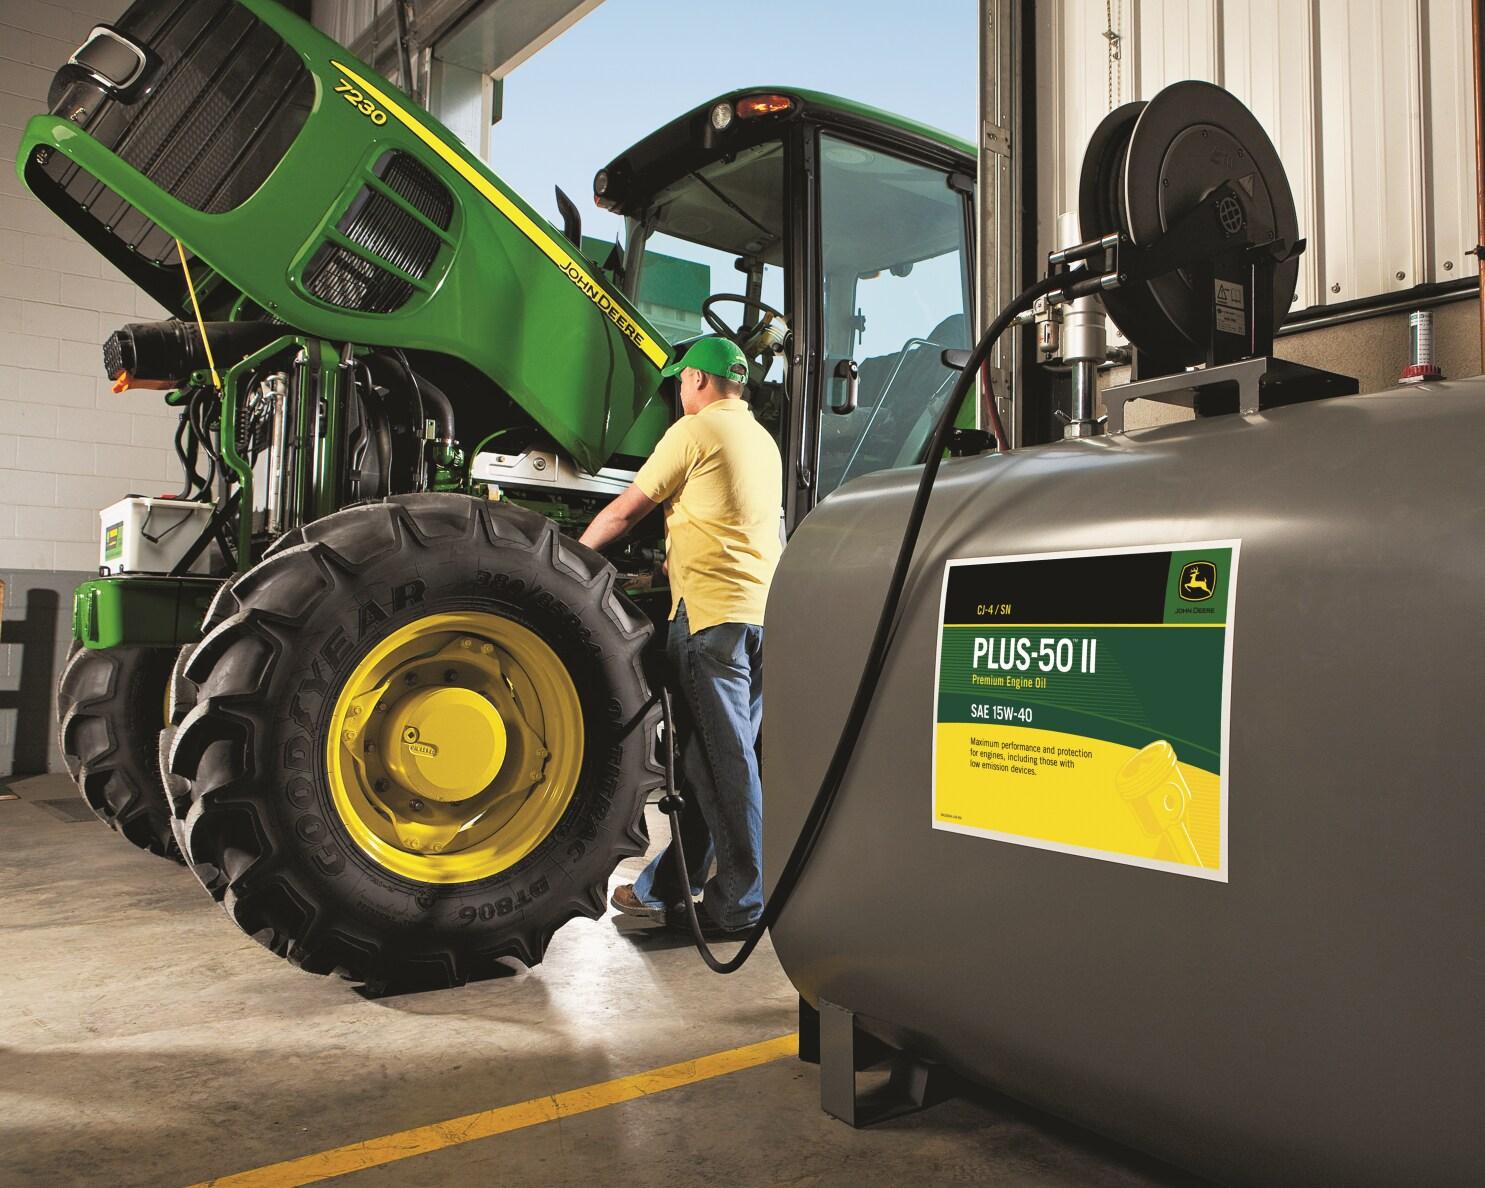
[175,237,221,391]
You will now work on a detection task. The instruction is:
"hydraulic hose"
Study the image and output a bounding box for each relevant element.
[406,362,455,442]
[663,271,1066,973]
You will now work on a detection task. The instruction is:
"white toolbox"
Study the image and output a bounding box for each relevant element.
[99,497,215,575]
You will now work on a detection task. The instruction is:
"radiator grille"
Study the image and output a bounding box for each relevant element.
[303,152,453,314]
[28,0,313,307]
[339,190,440,280]
[303,244,414,315]
[44,0,313,217]
[377,152,454,230]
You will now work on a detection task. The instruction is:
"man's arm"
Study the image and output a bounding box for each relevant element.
[578,483,660,552]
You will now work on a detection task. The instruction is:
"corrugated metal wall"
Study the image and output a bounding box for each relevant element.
[312,0,477,61]
[1036,0,1479,314]
[311,0,379,46]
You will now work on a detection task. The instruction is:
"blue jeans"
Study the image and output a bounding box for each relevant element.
[633,601,764,931]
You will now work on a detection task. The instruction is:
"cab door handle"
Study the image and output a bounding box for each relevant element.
[831,359,859,414]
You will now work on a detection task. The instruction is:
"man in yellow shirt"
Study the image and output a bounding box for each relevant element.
[579,337,782,935]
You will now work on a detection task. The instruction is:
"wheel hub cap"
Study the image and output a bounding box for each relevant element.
[324,611,584,884]
[382,686,508,803]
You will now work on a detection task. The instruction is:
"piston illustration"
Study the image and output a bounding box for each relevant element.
[1115,740,1204,867]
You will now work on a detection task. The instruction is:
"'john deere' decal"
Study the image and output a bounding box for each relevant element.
[932,541,1239,881]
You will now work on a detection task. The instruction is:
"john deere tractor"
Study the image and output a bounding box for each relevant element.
[24,0,977,988]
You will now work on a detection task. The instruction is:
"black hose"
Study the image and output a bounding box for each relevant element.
[663,272,1065,974]
[391,350,453,441]
[187,385,219,501]
[172,411,202,500]
[354,360,396,498]
[385,349,432,492]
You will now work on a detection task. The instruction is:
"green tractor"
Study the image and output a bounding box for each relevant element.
[25,0,978,988]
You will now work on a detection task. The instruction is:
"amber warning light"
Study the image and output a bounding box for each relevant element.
[736,94,794,119]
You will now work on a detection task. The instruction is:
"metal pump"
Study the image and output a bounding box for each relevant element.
[1051,212,1107,439]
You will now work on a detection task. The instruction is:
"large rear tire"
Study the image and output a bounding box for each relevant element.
[56,641,181,860]
[162,494,659,989]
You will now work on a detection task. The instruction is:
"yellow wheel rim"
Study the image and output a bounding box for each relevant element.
[325,610,584,884]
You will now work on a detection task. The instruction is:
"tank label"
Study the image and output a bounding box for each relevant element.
[931,541,1239,881]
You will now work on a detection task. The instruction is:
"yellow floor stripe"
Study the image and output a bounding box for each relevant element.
[192,1032,798,1187]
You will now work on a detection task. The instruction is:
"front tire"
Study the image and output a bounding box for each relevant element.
[56,641,181,859]
[162,494,659,989]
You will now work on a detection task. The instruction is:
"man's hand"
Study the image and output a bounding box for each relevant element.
[578,483,659,552]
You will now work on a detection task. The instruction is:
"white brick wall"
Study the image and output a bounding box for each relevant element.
[1,0,182,575]
[1,0,194,775]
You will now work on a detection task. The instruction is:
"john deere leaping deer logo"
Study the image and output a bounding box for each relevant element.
[1179,560,1218,602]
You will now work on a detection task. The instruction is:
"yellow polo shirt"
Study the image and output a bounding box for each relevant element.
[634,398,783,633]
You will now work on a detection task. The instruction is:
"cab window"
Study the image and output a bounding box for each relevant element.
[815,135,972,497]
[619,141,788,438]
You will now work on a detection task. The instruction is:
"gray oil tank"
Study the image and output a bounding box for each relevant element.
[763,379,1485,1186]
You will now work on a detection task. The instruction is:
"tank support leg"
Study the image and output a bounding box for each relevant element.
[798,996,820,1064]
[817,998,954,1127]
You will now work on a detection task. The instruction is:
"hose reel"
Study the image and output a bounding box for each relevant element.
[1045,80,1354,431]
[1066,80,1303,373]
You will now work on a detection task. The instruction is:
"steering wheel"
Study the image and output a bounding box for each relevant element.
[701,293,786,347]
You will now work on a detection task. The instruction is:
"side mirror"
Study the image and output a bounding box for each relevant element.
[941,349,971,371]
[831,359,859,415]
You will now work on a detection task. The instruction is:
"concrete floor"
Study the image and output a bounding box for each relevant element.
[1,772,1202,1187]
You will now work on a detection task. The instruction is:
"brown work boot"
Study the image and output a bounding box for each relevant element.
[610,883,665,922]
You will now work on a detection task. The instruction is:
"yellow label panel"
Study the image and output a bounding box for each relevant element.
[934,724,1223,872]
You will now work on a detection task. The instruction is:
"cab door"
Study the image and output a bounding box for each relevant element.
[790,129,975,521]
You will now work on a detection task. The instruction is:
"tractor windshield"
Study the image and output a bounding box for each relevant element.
[619,140,787,349]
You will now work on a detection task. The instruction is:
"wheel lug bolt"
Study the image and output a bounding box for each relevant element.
[348,705,362,717]
[410,798,425,811]
[480,643,494,655]
[341,729,355,743]
[460,639,474,649]
[444,669,458,683]
[365,741,376,753]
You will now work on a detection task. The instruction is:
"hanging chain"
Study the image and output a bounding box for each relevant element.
[1104,0,1124,111]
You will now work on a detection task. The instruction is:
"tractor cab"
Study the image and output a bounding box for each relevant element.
[594,89,977,529]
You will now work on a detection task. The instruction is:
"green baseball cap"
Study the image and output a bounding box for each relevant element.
[660,336,749,383]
